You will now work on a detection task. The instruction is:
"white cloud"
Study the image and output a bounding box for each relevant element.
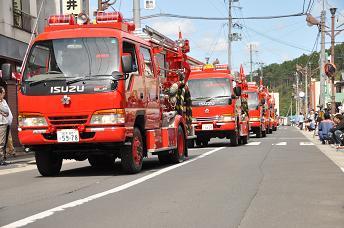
[149,20,196,37]
[199,37,227,53]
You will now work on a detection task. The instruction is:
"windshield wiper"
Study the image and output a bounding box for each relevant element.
[192,96,211,101]
[28,77,66,86]
[206,95,231,102]
[66,73,122,85]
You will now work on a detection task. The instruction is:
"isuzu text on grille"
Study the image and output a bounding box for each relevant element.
[50,86,85,94]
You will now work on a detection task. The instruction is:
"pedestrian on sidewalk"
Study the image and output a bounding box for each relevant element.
[4,105,15,158]
[328,113,344,147]
[318,112,334,144]
[298,112,304,130]
[0,86,11,165]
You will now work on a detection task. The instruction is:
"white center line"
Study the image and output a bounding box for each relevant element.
[1,147,225,228]
[246,142,261,146]
[275,142,287,146]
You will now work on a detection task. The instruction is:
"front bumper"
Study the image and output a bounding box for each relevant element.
[19,126,127,145]
[193,121,236,133]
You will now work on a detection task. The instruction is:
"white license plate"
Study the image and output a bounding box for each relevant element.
[57,129,80,143]
[202,124,213,130]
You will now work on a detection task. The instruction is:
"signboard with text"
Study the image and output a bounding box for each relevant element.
[62,0,82,15]
[144,0,156,10]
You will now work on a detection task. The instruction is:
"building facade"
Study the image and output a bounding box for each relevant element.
[0,0,38,147]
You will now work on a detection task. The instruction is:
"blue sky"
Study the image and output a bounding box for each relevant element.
[89,0,344,73]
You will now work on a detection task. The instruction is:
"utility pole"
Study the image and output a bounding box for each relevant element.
[319,0,326,108]
[228,0,232,70]
[330,7,337,114]
[98,0,102,11]
[296,72,299,114]
[250,43,253,82]
[305,66,308,114]
[133,0,141,28]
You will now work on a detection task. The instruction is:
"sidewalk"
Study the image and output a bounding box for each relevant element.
[0,147,35,170]
[299,128,344,172]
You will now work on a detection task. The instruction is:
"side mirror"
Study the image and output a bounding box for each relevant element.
[228,98,232,105]
[234,86,242,96]
[1,63,12,81]
[122,55,135,74]
[231,94,236,99]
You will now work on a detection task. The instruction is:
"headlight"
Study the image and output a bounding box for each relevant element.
[250,117,260,121]
[221,115,236,122]
[90,109,125,125]
[18,115,48,127]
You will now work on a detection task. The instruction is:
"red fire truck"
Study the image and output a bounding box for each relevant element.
[187,64,249,147]
[245,82,267,137]
[1,12,196,176]
[270,94,278,131]
[261,88,273,134]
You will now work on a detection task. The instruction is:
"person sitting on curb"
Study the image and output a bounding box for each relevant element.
[328,113,344,148]
[318,112,334,144]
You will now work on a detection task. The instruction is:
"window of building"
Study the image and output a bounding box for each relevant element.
[13,0,31,32]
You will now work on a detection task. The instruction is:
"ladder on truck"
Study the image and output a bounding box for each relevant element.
[133,25,178,51]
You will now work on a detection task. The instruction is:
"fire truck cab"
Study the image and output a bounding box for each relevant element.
[1,12,195,176]
[245,82,267,138]
[187,64,249,147]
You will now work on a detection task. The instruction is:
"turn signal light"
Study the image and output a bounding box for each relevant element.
[48,15,76,26]
[96,12,123,23]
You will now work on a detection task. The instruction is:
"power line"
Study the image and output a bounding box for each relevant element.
[139,12,305,21]
[243,25,312,52]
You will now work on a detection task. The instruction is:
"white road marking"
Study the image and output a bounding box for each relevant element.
[246,142,261,146]
[341,167,344,173]
[275,142,287,146]
[300,142,314,146]
[1,147,225,228]
[0,160,76,176]
[188,147,214,151]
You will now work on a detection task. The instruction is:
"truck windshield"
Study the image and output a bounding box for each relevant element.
[188,78,231,100]
[22,38,119,82]
[247,92,259,109]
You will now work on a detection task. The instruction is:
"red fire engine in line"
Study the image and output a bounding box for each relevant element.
[269,93,278,131]
[187,64,249,147]
[245,81,268,138]
[1,12,196,176]
[261,87,274,134]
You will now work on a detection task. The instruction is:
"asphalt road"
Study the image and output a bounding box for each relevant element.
[0,127,343,228]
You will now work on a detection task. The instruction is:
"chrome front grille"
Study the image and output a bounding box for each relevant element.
[48,115,88,126]
[196,116,221,122]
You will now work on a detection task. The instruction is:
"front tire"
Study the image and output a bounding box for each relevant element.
[255,127,262,138]
[121,127,144,174]
[170,126,186,163]
[241,135,248,144]
[35,150,62,177]
[230,131,239,146]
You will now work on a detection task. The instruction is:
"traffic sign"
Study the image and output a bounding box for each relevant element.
[62,0,82,15]
[299,91,305,98]
[144,0,156,10]
[324,63,336,78]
